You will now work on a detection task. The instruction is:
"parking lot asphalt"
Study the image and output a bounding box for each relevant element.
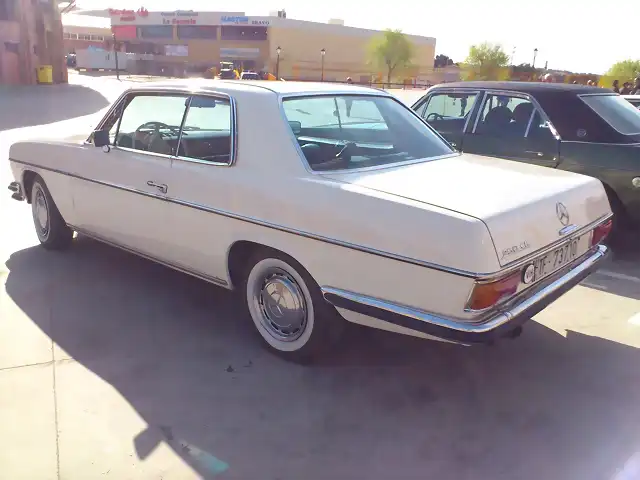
[1,73,639,480]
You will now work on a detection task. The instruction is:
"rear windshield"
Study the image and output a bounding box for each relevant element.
[580,94,640,135]
[282,95,454,171]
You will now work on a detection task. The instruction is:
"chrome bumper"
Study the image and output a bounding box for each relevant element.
[322,244,609,344]
[7,181,25,201]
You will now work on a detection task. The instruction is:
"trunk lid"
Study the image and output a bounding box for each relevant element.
[326,153,611,266]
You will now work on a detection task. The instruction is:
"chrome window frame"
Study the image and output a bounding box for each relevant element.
[412,88,483,135]
[87,87,238,167]
[278,92,459,176]
[578,92,640,136]
[173,93,237,167]
[470,89,561,140]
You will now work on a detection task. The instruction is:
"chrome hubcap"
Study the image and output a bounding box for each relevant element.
[255,269,307,341]
[33,187,49,237]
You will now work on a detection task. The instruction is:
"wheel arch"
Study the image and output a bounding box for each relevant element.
[226,239,316,291]
[22,169,38,204]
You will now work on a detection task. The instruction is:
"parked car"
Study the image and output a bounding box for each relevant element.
[240,71,261,80]
[412,82,640,233]
[7,80,612,362]
[623,95,640,109]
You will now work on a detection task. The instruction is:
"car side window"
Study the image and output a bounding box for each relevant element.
[419,92,478,132]
[177,96,233,164]
[114,94,189,156]
[474,94,536,137]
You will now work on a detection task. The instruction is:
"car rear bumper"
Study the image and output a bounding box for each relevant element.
[322,244,609,344]
[7,181,25,201]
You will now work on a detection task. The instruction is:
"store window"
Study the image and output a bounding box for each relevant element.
[124,42,164,55]
[177,25,218,40]
[220,26,267,41]
[137,25,174,39]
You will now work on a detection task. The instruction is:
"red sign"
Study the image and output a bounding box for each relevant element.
[108,7,149,21]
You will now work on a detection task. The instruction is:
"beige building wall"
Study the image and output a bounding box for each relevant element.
[267,19,436,83]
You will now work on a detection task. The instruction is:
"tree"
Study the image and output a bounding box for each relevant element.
[434,54,454,68]
[605,59,640,82]
[368,29,414,85]
[461,42,510,81]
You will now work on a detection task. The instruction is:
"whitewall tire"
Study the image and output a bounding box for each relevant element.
[243,251,344,363]
[30,176,73,250]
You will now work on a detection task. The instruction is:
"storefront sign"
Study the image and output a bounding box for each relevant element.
[220,47,260,59]
[162,17,197,25]
[221,15,249,24]
[165,44,188,56]
[109,7,148,21]
[251,19,270,26]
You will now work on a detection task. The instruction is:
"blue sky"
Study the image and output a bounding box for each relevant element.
[76,0,636,74]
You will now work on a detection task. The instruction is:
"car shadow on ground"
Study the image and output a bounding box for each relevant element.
[0,84,110,131]
[5,237,640,480]
[583,232,640,301]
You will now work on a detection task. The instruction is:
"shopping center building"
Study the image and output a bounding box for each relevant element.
[0,0,66,84]
[73,8,436,82]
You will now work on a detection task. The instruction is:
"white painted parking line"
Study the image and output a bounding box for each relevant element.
[581,281,610,291]
[628,313,640,326]
[597,270,640,284]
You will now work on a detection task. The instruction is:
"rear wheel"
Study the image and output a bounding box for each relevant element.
[242,249,344,363]
[30,176,73,250]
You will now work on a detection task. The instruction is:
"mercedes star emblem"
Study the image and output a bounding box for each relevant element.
[556,202,570,226]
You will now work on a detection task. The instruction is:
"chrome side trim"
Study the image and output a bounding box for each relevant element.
[11,158,477,278]
[563,141,640,146]
[322,244,608,341]
[69,225,229,288]
[11,158,613,281]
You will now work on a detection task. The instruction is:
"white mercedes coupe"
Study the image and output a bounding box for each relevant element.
[7,80,613,362]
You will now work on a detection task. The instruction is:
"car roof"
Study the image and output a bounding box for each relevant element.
[133,79,388,97]
[432,81,610,95]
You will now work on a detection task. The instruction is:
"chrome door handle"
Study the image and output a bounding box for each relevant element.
[146,181,168,194]
[525,151,544,157]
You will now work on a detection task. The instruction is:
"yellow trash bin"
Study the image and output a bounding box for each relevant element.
[36,65,53,84]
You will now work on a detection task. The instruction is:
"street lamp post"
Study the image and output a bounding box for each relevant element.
[112,32,120,80]
[275,46,281,79]
[320,48,326,81]
[532,48,538,69]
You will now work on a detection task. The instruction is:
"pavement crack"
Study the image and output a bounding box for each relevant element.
[51,311,61,480]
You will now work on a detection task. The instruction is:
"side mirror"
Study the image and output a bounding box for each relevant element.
[93,130,110,148]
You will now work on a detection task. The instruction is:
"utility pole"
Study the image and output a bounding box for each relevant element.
[532,48,538,69]
[112,32,120,80]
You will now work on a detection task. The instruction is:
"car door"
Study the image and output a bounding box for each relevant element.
[413,89,482,150]
[71,91,189,260]
[157,94,238,286]
[462,91,560,168]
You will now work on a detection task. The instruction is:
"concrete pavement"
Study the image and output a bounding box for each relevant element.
[1,74,640,480]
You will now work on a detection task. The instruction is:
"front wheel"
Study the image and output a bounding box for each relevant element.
[30,176,73,250]
[243,250,344,363]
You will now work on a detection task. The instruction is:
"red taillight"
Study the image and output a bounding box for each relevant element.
[467,271,521,311]
[591,219,613,246]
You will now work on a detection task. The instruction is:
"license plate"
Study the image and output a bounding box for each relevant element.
[532,235,586,283]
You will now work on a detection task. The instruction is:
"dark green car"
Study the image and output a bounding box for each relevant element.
[412,82,640,231]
